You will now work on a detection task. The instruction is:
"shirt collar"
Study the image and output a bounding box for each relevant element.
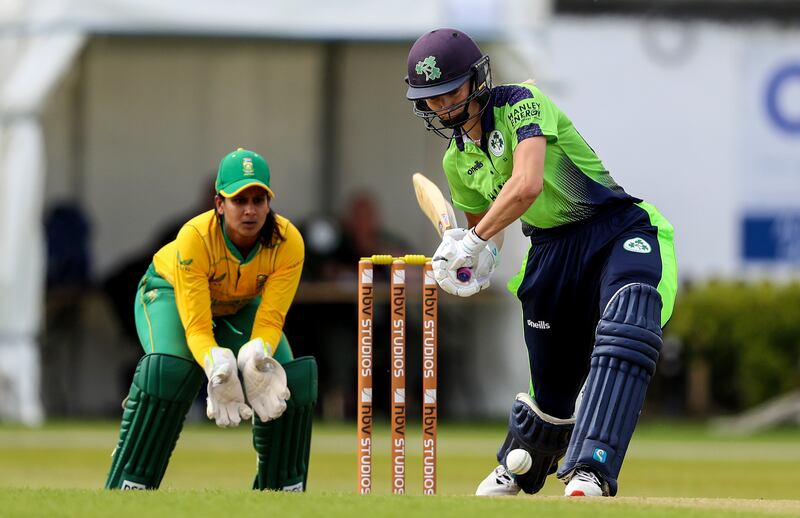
[451,91,496,152]
[480,90,496,135]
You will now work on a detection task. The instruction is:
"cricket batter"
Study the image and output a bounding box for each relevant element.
[405,29,677,496]
[105,148,317,491]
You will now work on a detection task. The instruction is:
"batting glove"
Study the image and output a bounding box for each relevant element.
[473,239,500,282]
[451,227,487,270]
[432,228,494,297]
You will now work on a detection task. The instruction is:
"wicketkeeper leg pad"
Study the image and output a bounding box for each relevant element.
[252,356,318,491]
[557,283,663,496]
[497,393,575,494]
[105,353,204,489]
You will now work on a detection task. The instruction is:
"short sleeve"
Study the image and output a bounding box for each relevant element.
[500,85,558,148]
[442,148,491,214]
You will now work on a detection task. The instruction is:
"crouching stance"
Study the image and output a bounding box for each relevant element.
[404,28,677,496]
[105,148,317,491]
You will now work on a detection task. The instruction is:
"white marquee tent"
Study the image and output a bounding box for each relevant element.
[0,0,548,424]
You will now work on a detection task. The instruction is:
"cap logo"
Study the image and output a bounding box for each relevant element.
[415,56,441,82]
[242,157,255,176]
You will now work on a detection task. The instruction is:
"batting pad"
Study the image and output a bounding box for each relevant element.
[557,283,663,496]
[497,393,575,494]
[252,356,318,491]
[105,353,204,490]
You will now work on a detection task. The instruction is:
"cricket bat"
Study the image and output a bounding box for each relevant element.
[413,173,458,237]
[412,172,472,282]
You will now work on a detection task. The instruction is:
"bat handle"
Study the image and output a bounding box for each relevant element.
[456,267,472,282]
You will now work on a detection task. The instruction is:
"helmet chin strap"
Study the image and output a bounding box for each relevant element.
[438,76,489,137]
[443,97,486,141]
[416,76,490,139]
[440,102,471,129]
[460,115,482,140]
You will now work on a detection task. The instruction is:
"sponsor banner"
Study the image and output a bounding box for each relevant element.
[742,212,800,262]
[741,37,800,207]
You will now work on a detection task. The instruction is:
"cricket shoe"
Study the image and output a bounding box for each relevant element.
[475,465,521,496]
[564,469,606,497]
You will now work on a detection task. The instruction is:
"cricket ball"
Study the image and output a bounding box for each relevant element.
[506,448,532,475]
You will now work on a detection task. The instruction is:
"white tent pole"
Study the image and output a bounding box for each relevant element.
[0,31,86,424]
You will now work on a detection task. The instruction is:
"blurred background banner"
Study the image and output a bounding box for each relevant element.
[740,35,800,265]
[0,0,798,426]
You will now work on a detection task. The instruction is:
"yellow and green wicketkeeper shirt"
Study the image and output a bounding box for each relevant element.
[151,210,304,364]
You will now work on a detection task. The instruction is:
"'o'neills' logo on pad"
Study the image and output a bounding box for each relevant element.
[415,56,441,82]
[623,237,652,254]
[242,157,255,176]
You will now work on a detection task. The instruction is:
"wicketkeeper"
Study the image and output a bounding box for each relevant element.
[405,29,677,497]
[105,148,317,491]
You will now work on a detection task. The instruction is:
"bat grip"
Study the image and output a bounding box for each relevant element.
[456,267,472,282]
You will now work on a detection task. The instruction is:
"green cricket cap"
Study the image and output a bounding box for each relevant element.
[216,148,274,198]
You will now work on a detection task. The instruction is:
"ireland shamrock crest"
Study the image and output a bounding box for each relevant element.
[623,237,652,254]
[415,56,441,82]
[488,130,505,157]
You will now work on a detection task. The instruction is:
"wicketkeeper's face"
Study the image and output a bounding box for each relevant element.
[216,186,270,246]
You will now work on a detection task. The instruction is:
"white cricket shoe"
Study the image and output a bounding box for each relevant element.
[475,465,521,496]
[564,469,605,497]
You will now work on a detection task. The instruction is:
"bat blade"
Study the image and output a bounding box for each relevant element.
[412,172,457,237]
[412,172,472,282]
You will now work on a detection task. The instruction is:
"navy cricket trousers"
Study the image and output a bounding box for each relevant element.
[512,201,677,420]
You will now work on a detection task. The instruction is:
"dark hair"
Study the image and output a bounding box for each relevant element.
[259,209,284,247]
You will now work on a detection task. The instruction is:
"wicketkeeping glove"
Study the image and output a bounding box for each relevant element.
[237,338,290,423]
[203,347,253,427]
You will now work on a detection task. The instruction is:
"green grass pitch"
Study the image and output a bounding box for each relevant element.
[1,420,799,517]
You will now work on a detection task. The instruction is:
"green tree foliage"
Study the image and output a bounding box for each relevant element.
[668,281,800,411]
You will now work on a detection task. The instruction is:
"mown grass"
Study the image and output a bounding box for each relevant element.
[1,420,798,517]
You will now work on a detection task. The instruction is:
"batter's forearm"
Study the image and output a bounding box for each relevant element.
[474,175,539,239]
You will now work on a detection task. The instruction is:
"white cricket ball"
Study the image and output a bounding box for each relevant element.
[506,448,532,475]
